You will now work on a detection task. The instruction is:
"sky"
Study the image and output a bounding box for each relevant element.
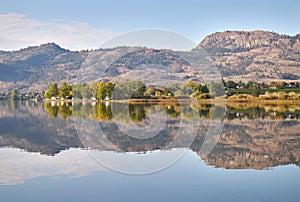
[0,0,299,50]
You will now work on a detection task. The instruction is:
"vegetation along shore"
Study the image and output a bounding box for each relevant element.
[1,79,299,102]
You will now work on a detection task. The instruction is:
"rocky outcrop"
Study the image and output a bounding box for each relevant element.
[197,30,300,81]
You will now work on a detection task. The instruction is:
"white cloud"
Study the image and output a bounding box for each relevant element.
[0,13,118,51]
[0,148,107,185]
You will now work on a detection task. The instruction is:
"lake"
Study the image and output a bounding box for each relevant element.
[0,100,299,202]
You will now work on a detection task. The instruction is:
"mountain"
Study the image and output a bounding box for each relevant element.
[0,43,85,91]
[0,30,299,92]
[197,30,300,81]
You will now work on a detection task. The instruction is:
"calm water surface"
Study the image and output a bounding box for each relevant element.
[0,101,299,202]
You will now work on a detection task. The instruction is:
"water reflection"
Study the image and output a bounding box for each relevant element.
[0,101,299,180]
[0,148,105,185]
[0,101,81,155]
[44,101,300,121]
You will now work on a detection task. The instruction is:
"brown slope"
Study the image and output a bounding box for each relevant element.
[197,30,300,82]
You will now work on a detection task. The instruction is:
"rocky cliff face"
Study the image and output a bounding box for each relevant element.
[199,31,300,51]
[197,31,300,81]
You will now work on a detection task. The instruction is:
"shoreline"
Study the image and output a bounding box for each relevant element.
[41,98,300,105]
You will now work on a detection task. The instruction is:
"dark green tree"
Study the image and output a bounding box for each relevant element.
[96,82,107,100]
[73,84,83,99]
[45,83,59,99]
[113,80,146,99]
[106,82,115,98]
[59,82,72,98]
[251,84,260,97]
[132,83,146,98]
[209,81,225,97]
[199,84,209,93]
[10,88,19,100]
[180,80,195,95]
[80,83,92,99]
[226,80,237,89]
[90,81,98,98]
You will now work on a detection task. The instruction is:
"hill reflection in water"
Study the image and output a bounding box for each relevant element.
[0,100,299,171]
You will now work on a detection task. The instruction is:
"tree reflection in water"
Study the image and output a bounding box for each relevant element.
[0,101,300,170]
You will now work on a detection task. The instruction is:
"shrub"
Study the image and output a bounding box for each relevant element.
[197,93,211,99]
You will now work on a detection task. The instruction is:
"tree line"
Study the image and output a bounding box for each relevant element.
[44,79,224,100]
[45,80,146,100]
[4,79,299,101]
[225,80,300,97]
[41,79,300,100]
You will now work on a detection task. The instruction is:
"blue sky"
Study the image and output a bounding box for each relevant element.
[0,0,299,50]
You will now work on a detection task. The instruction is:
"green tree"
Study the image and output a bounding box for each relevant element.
[10,88,19,100]
[250,84,259,97]
[96,82,107,100]
[106,82,115,98]
[209,81,225,97]
[169,83,180,93]
[277,81,287,89]
[180,80,195,95]
[73,84,83,99]
[113,80,146,99]
[226,80,237,89]
[80,83,92,99]
[237,80,245,88]
[162,87,174,96]
[269,81,277,89]
[90,81,98,98]
[45,83,59,99]
[59,82,72,98]
[131,80,146,98]
[199,84,209,93]
[197,93,211,99]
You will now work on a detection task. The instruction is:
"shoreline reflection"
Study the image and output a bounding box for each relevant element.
[0,101,299,177]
